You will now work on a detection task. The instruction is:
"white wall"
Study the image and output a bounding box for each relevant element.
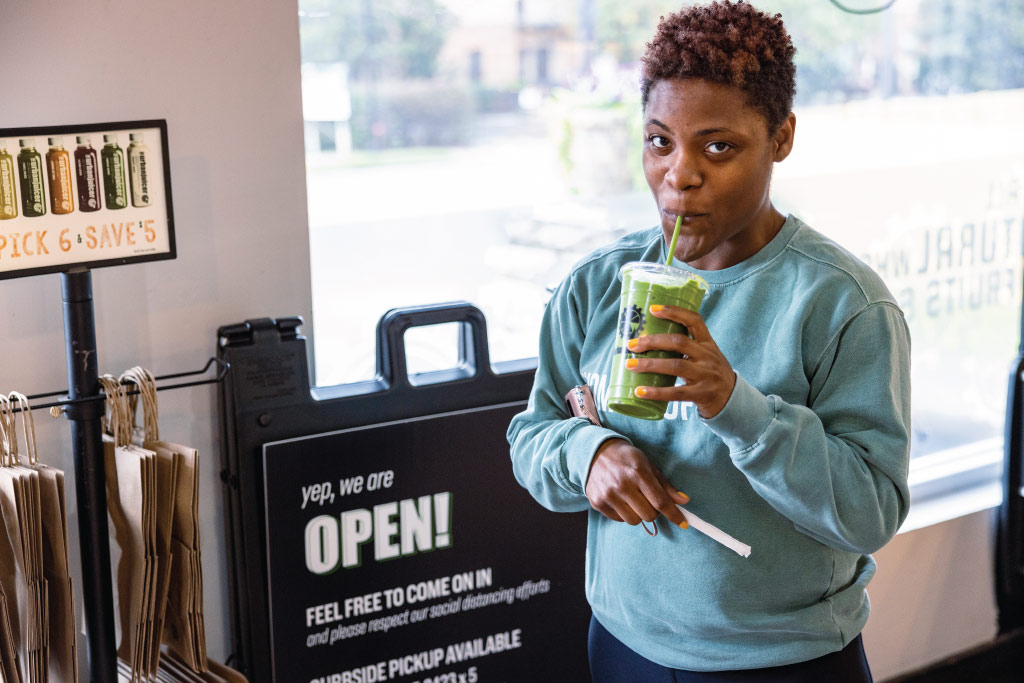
[0,0,313,666]
[0,0,1003,680]
[865,509,999,679]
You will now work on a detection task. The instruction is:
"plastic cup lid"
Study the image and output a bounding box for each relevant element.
[618,261,708,292]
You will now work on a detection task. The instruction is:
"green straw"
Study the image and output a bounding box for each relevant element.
[666,214,682,267]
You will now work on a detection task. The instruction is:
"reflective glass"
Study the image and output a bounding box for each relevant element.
[300,0,1024,464]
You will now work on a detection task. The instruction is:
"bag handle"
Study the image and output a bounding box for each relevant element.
[8,393,37,466]
[98,374,131,447]
[120,366,159,442]
[0,394,11,466]
[0,394,22,466]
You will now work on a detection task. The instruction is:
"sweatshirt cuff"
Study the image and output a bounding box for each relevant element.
[701,373,775,455]
[565,423,632,492]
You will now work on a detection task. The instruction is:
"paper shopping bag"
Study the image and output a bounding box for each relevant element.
[123,367,191,677]
[0,395,46,683]
[158,646,249,683]
[120,368,207,674]
[8,393,77,683]
[100,375,158,683]
[0,586,22,683]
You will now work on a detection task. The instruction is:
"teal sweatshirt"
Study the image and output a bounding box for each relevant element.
[506,214,911,670]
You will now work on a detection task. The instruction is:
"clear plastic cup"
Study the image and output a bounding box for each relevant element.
[607,262,708,420]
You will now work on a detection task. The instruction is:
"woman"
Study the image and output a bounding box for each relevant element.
[507,2,910,681]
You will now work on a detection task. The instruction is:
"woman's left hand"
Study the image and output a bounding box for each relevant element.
[626,305,736,419]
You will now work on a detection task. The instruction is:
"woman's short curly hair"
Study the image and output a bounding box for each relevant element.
[641,1,796,132]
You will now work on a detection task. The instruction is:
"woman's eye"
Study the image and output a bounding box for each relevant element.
[648,135,670,149]
[706,141,732,154]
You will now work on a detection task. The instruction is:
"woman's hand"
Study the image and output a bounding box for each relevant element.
[627,305,736,419]
[585,439,690,528]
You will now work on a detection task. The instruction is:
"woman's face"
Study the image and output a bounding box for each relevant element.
[642,78,795,270]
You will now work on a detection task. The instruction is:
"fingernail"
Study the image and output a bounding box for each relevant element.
[677,490,690,503]
[627,338,639,350]
[635,387,648,397]
[678,520,689,530]
[650,304,664,313]
[625,358,638,369]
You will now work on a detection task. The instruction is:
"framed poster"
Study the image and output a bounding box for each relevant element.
[0,119,176,279]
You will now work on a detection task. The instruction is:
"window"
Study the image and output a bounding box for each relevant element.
[316,122,337,153]
[298,0,1024,517]
[469,50,482,84]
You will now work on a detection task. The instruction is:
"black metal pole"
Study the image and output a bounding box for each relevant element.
[61,269,117,682]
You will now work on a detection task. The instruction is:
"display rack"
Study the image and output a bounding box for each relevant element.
[10,268,226,682]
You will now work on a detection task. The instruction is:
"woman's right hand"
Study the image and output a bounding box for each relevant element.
[585,439,690,528]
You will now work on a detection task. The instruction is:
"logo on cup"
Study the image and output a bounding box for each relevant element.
[618,304,645,342]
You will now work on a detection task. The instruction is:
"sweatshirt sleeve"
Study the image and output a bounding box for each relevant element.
[702,301,911,554]
[506,275,630,512]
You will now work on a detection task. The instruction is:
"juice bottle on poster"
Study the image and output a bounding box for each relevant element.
[17,139,46,217]
[128,132,151,207]
[0,142,17,219]
[46,137,75,215]
[74,135,102,212]
[101,134,128,210]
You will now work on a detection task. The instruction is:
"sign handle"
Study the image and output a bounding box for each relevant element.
[375,302,492,390]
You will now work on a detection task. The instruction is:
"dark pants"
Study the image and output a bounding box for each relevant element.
[588,616,873,683]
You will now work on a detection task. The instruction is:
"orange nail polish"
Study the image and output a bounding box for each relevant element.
[650,304,664,313]
[635,387,648,397]
[678,520,689,530]
[625,358,638,369]
[627,338,639,350]
[677,491,690,503]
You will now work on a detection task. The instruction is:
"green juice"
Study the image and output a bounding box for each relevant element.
[0,143,17,219]
[102,134,128,210]
[607,262,707,420]
[17,139,46,217]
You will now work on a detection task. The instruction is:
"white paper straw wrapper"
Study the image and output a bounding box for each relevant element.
[677,505,752,558]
